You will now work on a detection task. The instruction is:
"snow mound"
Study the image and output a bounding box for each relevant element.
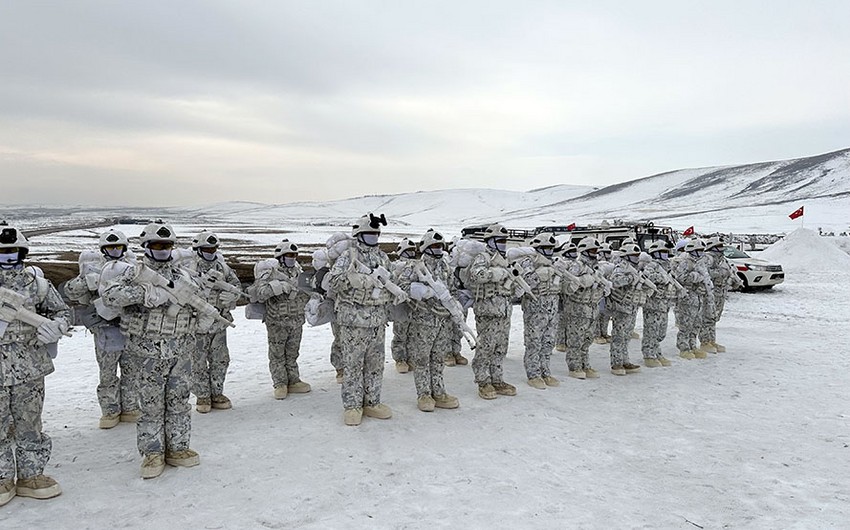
[760,228,850,273]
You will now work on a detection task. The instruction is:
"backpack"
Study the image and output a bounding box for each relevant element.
[450,239,488,289]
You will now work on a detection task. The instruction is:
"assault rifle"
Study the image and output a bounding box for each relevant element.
[508,263,538,301]
[200,269,246,299]
[0,287,73,339]
[413,262,477,350]
[132,264,235,329]
[348,249,410,305]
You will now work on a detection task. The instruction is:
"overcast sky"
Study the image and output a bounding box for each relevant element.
[2,1,848,206]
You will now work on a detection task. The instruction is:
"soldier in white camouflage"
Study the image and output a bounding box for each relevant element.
[672,239,714,360]
[185,231,242,412]
[553,240,577,353]
[467,223,517,399]
[638,241,678,367]
[699,237,736,353]
[390,238,416,374]
[328,214,397,426]
[607,243,655,375]
[64,229,141,429]
[560,237,606,380]
[0,224,70,505]
[247,239,312,400]
[100,222,203,479]
[394,230,460,412]
[514,233,562,389]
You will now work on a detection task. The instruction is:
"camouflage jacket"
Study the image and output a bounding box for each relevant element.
[467,250,513,318]
[328,242,392,328]
[249,261,309,323]
[0,267,71,386]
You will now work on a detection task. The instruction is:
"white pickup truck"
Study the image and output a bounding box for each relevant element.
[723,247,785,290]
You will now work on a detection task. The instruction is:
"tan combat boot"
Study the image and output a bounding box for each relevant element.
[417,396,436,412]
[363,403,393,419]
[288,381,312,394]
[713,341,727,353]
[274,385,288,400]
[679,350,695,360]
[527,378,546,390]
[433,394,459,409]
[99,413,120,429]
[444,354,457,367]
[165,449,200,467]
[584,367,600,379]
[196,397,212,413]
[657,356,672,366]
[543,375,560,387]
[211,395,232,410]
[344,408,363,426]
[610,365,626,376]
[454,354,469,366]
[623,363,641,373]
[478,384,497,400]
[492,382,517,396]
[0,478,14,506]
[140,453,165,479]
[568,370,586,380]
[335,369,344,384]
[15,475,61,500]
[693,349,708,359]
[644,358,662,368]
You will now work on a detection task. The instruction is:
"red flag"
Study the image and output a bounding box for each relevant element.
[682,226,694,237]
[566,223,576,231]
[789,206,804,220]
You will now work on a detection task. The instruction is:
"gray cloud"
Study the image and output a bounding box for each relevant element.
[1,0,848,206]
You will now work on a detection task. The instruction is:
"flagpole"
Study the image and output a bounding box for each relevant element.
[802,204,804,229]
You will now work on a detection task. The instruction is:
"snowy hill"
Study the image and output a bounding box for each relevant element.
[188,148,850,235]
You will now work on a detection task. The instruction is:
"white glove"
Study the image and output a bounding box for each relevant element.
[219,290,240,306]
[490,268,509,282]
[536,268,553,282]
[144,286,171,308]
[410,282,436,301]
[269,280,292,296]
[84,272,101,291]
[579,274,595,288]
[37,320,68,344]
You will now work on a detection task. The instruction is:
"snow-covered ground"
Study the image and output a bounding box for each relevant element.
[3,229,850,528]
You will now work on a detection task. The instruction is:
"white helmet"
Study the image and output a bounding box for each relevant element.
[620,243,641,257]
[99,229,128,249]
[483,223,508,241]
[352,213,387,237]
[684,239,706,253]
[577,236,600,254]
[419,229,445,252]
[530,232,557,249]
[274,239,299,258]
[192,230,220,250]
[0,223,30,262]
[705,236,724,251]
[647,240,670,255]
[396,238,417,255]
[558,241,577,256]
[139,221,177,247]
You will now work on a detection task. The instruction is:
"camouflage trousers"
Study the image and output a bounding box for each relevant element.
[266,320,304,389]
[641,308,669,359]
[93,325,139,416]
[409,316,452,398]
[137,350,193,456]
[699,289,727,344]
[0,378,51,480]
[676,292,704,352]
[391,320,411,363]
[339,325,386,410]
[471,315,510,386]
[330,320,342,371]
[522,295,559,379]
[609,307,638,367]
[193,329,230,399]
[564,302,597,372]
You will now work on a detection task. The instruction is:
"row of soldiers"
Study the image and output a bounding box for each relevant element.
[0,215,735,502]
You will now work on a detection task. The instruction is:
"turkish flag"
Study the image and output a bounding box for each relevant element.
[566,223,576,231]
[682,226,694,237]
[789,206,804,220]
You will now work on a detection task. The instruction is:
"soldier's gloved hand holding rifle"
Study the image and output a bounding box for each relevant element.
[0,286,72,343]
